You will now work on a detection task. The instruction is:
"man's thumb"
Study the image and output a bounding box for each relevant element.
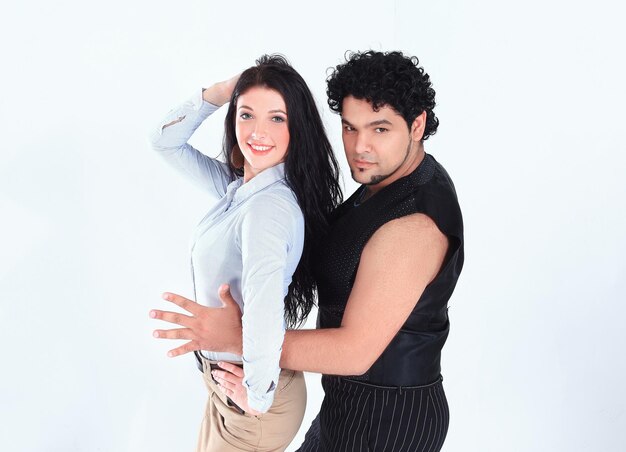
[218,284,235,307]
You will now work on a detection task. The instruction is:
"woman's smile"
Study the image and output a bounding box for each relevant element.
[247,142,275,154]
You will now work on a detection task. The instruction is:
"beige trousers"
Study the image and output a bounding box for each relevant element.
[195,358,306,452]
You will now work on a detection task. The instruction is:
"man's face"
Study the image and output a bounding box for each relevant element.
[341,96,416,188]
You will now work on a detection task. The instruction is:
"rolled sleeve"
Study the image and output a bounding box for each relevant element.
[239,195,303,412]
[148,89,231,198]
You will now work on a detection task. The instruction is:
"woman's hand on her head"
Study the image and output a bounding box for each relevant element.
[150,284,243,356]
[212,361,262,416]
[219,72,241,100]
[202,73,242,106]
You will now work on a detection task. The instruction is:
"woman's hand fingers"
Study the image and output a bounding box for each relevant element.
[216,361,245,378]
[212,369,262,416]
[217,384,234,396]
[213,374,237,391]
[212,368,243,385]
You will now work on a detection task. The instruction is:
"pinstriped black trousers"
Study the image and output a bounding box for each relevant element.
[297,375,448,452]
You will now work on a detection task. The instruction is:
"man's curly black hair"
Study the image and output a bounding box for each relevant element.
[327,50,439,140]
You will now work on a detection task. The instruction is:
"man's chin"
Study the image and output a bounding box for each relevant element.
[350,169,389,186]
[349,170,368,185]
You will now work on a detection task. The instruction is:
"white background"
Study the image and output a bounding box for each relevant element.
[1,1,625,451]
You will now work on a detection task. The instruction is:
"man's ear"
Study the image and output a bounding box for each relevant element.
[410,111,427,142]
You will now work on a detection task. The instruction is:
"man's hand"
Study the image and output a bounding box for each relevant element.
[212,362,262,416]
[150,284,243,357]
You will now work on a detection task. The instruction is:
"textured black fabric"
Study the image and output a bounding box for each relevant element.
[297,376,449,452]
[313,153,464,387]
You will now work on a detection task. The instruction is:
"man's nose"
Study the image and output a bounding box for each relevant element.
[354,133,370,154]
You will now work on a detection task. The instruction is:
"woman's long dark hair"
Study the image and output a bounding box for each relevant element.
[222,54,343,328]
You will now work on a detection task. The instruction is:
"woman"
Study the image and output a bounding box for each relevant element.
[149,55,342,451]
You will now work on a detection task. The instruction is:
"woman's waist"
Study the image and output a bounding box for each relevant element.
[199,350,243,363]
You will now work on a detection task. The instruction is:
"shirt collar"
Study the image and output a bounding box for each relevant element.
[226,163,286,205]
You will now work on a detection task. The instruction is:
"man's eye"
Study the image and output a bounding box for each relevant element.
[374,127,388,133]
[343,125,355,132]
[240,113,252,120]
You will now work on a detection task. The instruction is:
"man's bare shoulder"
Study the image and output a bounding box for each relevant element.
[366,213,448,250]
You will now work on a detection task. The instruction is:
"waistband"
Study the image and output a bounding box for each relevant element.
[322,374,443,394]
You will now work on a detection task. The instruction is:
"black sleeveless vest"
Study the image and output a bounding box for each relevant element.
[313,153,464,386]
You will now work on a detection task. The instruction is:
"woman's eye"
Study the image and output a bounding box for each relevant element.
[240,113,252,120]
[271,116,286,123]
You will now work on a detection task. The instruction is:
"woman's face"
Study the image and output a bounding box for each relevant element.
[235,86,290,181]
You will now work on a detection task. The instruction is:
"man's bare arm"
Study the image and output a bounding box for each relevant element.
[279,213,449,375]
[150,213,448,374]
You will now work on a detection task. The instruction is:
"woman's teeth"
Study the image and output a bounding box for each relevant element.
[249,144,272,152]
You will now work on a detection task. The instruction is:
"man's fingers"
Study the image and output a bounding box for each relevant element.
[162,292,201,315]
[216,361,244,378]
[166,340,199,358]
[217,284,241,312]
[153,328,196,341]
[150,309,195,328]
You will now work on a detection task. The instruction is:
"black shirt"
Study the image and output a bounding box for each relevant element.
[313,153,464,386]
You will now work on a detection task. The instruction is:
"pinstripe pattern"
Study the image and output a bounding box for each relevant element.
[297,376,448,452]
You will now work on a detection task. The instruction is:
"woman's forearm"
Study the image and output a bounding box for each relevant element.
[201,82,231,107]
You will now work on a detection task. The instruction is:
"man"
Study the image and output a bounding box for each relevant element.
[152,50,464,451]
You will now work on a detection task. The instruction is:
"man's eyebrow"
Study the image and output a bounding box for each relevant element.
[367,119,393,127]
[341,118,393,127]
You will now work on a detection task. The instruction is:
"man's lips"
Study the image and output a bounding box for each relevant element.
[354,159,375,168]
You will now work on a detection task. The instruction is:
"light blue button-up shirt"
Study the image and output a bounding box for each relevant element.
[149,90,304,412]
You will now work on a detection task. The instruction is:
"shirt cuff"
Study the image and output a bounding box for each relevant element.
[155,89,219,137]
[194,88,221,114]
[243,364,281,413]
[245,381,277,413]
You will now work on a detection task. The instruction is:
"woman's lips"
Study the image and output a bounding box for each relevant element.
[248,142,274,155]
